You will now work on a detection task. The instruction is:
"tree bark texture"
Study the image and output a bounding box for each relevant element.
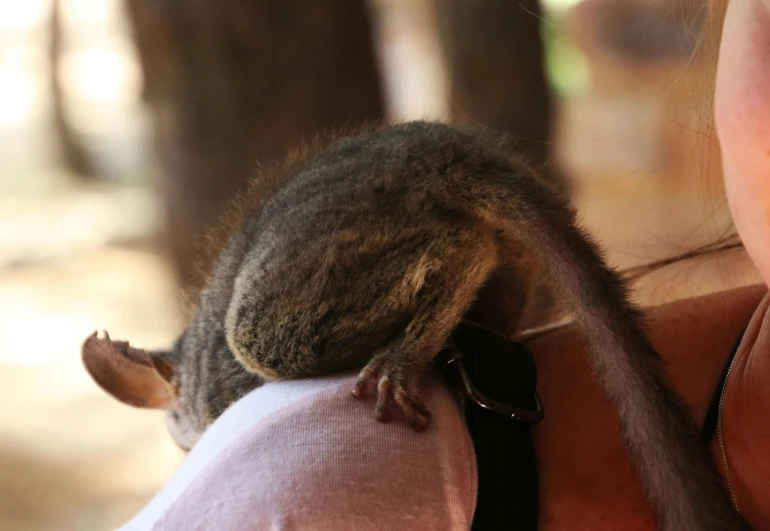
[51,0,98,180]
[125,0,385,293]
[438,0,554,172]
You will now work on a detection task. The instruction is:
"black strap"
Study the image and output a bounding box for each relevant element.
[439,321,542,531]
[701,325,748,444]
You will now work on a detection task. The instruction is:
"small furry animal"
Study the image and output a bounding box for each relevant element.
[83,121,744,530]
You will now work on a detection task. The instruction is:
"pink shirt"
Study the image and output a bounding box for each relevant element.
[119,370,477,531]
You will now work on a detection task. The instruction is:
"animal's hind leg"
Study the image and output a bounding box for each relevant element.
[465,241,539,337]
[352,233,499,430]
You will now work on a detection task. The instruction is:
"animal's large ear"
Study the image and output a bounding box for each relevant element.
[81,331,177,409]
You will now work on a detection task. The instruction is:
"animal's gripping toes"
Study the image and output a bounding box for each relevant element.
[351,346,432,431]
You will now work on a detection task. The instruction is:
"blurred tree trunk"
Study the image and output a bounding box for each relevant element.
[438,0,555,176]
[125,0,384,294]
[50,0,97,180]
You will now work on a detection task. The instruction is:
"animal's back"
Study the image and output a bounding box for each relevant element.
[260,121,480,229]
[225,121,505,378]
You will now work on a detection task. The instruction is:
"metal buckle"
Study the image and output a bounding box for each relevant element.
[440,346,545,424]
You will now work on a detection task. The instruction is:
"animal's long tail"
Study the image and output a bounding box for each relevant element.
[468,170,745,530]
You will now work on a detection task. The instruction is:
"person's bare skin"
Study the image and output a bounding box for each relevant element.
[530,283,766,530]
[717,0,770,287]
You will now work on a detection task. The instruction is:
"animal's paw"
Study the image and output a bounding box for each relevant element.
[351,351,431,431]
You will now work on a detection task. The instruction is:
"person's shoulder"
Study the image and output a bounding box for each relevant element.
[647,284,767,326]
[522,283,767,346]
[123,370,478,531]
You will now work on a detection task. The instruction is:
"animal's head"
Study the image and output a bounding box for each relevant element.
[81,331,205,451]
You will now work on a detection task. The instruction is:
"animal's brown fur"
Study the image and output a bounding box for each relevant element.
[181,120,386,315]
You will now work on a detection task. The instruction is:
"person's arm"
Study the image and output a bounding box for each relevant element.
[715,0,770,285]
[117,372,477,531]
